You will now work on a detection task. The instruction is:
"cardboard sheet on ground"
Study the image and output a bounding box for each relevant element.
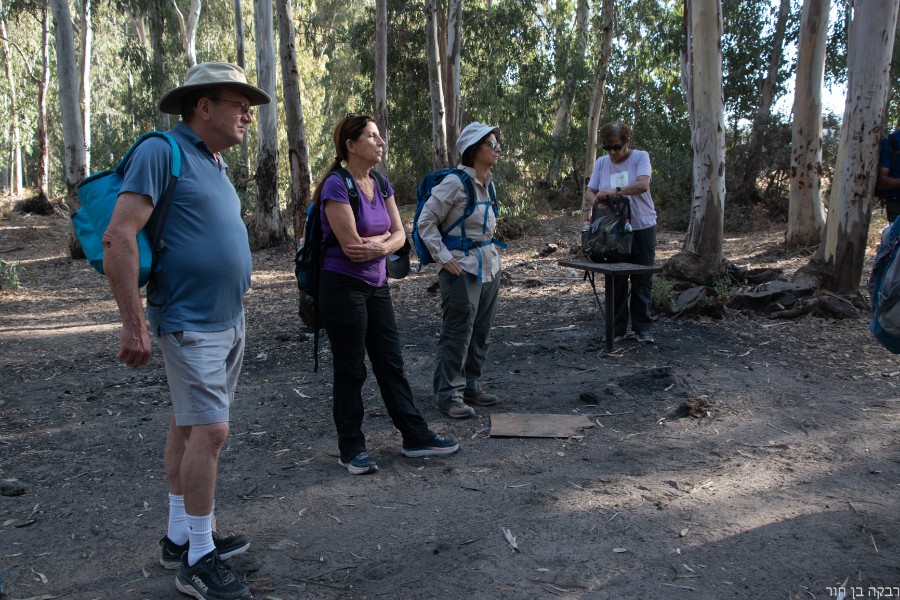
[489,412,594,438]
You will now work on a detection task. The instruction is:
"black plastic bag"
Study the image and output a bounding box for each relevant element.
[581,195,633,263]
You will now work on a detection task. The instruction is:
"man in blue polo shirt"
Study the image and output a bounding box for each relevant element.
[103,62,270,600]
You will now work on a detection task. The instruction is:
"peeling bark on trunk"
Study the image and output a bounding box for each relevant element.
[581,0,615,218]
[248,0,288,250]
[444,0,462,165]
[37,6,51,203]
[795,0,900,295]
[549,0,589,186]
[786,0,829,247]
[668,0,726,284]
[426,0,448,169]
[374,0,389,176]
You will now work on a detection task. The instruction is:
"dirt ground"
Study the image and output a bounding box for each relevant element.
[2,207,900,600]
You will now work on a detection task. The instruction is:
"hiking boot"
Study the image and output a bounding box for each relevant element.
[175,549,251,600]
[338,451,378,475]
[160,533,251,570]
[402,434,460,458]
[438,401,475,419]
[463,391,498,406]
[636,331,655,344]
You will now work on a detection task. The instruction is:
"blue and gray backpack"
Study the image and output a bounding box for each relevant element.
[411,168,507,281]
[869,217,900,353]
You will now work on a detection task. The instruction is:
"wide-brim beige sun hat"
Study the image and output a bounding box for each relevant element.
[158,62,272,115]
[456,121,500,156]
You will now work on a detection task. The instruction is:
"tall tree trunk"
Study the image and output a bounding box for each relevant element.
[581,0,615,221]
[374,0,389,176]
[248,0,287,250]
[668,0,726,284]
[50,0,87,209]
[173,0,201,68]
[276,0,311,245]
[426,0,448,169]
[738,0,791,199]
[0,17,22,197]
[233,0,249,189]
[148,0,169,130]
[277,0,314,325]
[548,0,589,186]
[795,0,900,295]
[36,6,51,204]
[786,0,829,247]
[80,0,92,173]
[444,0,462,165]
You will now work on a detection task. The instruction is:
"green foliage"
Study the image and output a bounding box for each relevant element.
[651,276,674,311]
[0,259,24,291]
[712,276,731,298]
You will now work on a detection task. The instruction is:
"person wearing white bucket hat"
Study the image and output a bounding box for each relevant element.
[103,62,269,600]
[417,121,506,419]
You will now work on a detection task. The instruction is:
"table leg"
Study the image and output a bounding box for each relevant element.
[604,273,614,352]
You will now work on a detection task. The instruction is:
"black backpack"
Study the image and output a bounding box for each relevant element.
[294,168,389,371]
[581,195,633,262]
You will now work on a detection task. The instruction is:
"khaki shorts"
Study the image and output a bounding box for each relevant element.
[157,317,245,426]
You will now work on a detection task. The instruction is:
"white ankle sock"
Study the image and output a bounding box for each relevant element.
[166,494,189,545]
[186,513,215,565]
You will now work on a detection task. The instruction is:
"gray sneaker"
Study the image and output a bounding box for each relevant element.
[636,331,655,343]
[438,401,475,419]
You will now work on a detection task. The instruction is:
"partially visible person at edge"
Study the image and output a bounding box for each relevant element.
[315,113,459,475]
[417,122,505,419]
[583,121,657,344]
[103,62,267,600]
[876,127,900,222]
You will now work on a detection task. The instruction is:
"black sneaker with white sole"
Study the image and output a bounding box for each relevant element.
[160,533,250,570]
[175,549,251,600]
[402,434,460,458]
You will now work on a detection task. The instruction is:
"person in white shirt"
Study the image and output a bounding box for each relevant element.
[583,121,658,343]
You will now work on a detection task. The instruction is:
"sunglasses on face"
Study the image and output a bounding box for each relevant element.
[210,98,253,116]
[602,143,625,151]
[484,140,501,150]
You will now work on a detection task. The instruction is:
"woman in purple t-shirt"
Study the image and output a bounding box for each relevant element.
[314,113,459,475]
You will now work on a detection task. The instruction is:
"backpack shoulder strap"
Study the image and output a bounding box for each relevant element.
[370,169,390,200]
[451,169,479,216]
[136,132,183,254]
[334,167,361,220]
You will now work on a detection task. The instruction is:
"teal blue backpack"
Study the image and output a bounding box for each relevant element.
[73,132,182,286]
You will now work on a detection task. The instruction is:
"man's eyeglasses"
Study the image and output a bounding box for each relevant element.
[210,98,253,116]
[602,143,625,151]
[484,140,501,150]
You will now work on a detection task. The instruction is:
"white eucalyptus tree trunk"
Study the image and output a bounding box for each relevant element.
[667,0,726,284]
[444,0,462,165]
[796,0,900,294]
[173,0,201,67]
[81,0,92,172]
[426,0,448,169]
[374,0,389,176]
[786,0,829,247]
[248,0,287,250]
[0,17,22,197]
[50,0,86,207]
